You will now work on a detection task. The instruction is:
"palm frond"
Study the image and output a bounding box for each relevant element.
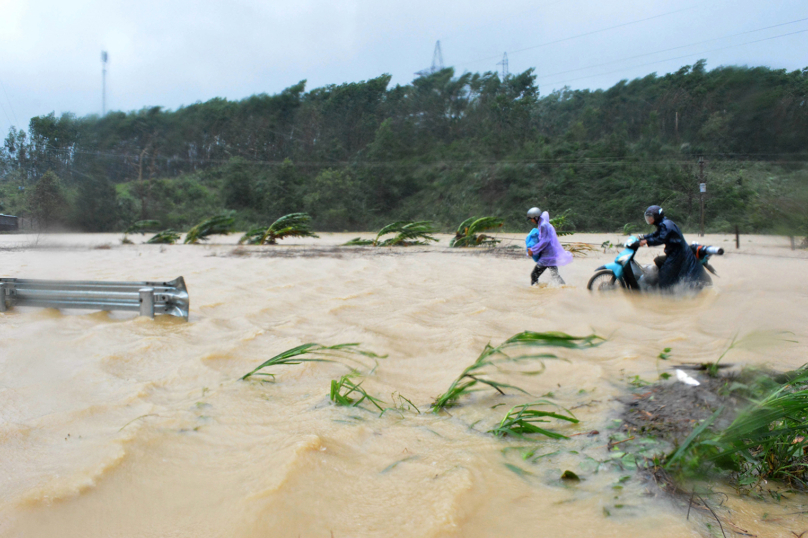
[343,237,374,246]
[184,214,235,244]
[242,342,386,380]
[375,220,439,246]
[239,213,318,245]
[450,216,504,247]
[146,230,181,244]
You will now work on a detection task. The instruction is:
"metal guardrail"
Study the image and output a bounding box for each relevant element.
[0,276,189,320]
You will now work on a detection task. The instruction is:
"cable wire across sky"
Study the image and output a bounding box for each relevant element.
[534,17,808,81]
[454,0,714,68]
[541,27,808,87]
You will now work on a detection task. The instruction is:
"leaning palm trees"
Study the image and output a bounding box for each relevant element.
[239,213,318,245]
[450,216,503,247]
[184,214,236,244]
[345,221,439,247]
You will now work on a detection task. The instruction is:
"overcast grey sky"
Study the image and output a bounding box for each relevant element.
[1,0,806,137]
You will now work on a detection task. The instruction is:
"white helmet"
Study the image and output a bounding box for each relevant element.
[527,207,541,220]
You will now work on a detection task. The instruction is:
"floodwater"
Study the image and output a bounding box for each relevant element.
[1,232,806,538]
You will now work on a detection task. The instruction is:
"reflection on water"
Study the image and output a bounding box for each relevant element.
[1,233,806,537]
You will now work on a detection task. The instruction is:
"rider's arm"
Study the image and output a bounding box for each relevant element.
[642,222,670,247]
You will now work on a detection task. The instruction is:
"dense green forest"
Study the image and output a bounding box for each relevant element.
[1,60,806,236]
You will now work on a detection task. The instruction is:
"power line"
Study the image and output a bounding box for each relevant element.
[456,1,710,68]
[542,27,808,87]
[535,17,808,81]
[0,97,12,128]
[0,77,19,127]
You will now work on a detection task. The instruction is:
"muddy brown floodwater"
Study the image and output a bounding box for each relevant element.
[1,232,806,537]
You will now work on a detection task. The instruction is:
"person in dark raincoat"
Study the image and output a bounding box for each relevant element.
[638,205,706,290]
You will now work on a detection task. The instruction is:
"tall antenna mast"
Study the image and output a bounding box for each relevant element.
[497,52,509,79]
[101,51,108,115]
[415,41,445,77]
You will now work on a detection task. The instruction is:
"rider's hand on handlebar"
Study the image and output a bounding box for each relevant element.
[639,239,648,247]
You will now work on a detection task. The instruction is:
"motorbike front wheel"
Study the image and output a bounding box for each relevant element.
[587,270,624,292]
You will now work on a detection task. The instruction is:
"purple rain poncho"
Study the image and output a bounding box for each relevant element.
[525,212,573,267]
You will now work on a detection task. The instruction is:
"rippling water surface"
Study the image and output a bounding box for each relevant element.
[1,232,806,537]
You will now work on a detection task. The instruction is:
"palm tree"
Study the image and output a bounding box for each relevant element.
[239,213,318,245]
[450,216,503,247]
[345,221,439,246]
[184,214,235,244]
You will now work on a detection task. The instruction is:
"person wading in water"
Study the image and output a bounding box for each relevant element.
[525,207,573,286]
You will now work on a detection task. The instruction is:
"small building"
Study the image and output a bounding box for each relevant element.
[0,214,19,232]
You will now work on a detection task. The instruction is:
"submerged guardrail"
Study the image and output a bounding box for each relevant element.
[0,276,189,320]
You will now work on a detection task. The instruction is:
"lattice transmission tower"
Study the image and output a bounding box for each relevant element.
[497,52,509,79]
[415,41,444,77]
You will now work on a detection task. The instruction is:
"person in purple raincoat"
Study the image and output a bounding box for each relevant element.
[525,207,573,285]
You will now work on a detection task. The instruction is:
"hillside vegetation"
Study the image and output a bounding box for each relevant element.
[1,60,806,236]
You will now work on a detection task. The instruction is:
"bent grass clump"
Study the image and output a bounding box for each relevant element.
[664,365,808,491]
[240,213,318,245]
[330,374,385,412]
[242,343,385,381]
[450,217,503,247]
[344,221,439,247]
[184,214,235,244]
[431,331,604,412]
[489,400,579,440]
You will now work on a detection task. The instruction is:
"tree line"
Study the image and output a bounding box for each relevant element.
[1,60,806,235]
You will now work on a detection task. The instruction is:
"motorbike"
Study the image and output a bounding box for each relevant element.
[587,236,724,292]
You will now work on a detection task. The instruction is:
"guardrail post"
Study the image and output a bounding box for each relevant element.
[0,283,7,312]
[139,287,154,318]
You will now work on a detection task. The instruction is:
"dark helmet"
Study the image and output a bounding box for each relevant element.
[644,205,664,225]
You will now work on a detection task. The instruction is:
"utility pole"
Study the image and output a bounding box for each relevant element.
[101,51,108,116]
[698,156,706,237]
[497,52,509,79]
